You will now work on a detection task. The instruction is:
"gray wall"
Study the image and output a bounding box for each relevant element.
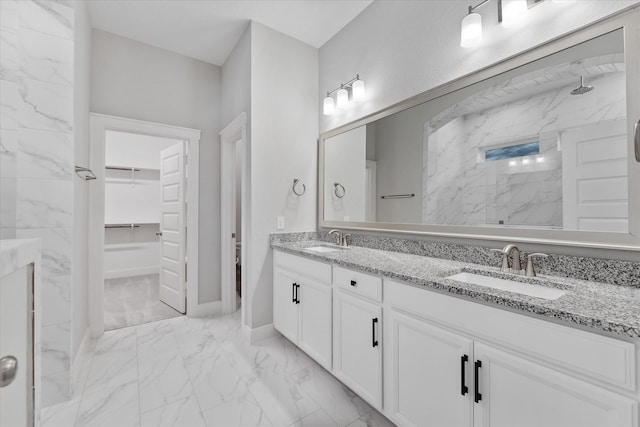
[91,30,222,303]
[248,22,319,328]
[221,22,319,329]
[374,108,424,224]
[319,0,637,133]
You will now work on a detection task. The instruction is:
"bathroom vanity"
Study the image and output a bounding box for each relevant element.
[272,239,640,427]
[276,6,640,426]
[0,239,41,427]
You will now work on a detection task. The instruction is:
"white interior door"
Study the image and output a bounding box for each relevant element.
[562,120,628,232]
[159,143,186,313]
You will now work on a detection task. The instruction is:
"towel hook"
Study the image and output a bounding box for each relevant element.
[292,179,306,196]
[334,182,346,198]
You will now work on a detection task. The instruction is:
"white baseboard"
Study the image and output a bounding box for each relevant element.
[246,323,277,344]
[188,300,222,317]
[70,328,93,399]
[104,266,159,280]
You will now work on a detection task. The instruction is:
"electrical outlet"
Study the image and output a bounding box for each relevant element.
[276,216,285,230]
[343,216,350,221]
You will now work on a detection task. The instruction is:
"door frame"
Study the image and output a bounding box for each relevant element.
[88,113,201,337]
[220,113,248,323]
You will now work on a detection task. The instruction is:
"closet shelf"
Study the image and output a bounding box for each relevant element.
[106,165,160,172]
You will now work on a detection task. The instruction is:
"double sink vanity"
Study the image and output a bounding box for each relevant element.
[271,233,640,427]
[279,6,640,426]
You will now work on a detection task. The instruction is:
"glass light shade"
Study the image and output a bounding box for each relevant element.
[323,96,335,116]
[336,87,349,109]
[460,12,482,48]
[502,0,528,28]
[352,79,366,102]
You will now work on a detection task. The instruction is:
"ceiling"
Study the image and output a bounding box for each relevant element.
[86,0,373,66]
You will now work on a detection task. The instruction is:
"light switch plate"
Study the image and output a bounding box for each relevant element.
[276,216,285,230]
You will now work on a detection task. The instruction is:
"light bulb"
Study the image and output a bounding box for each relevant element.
[502,0,528,29]
[522,157,530,165]
[352,78,365,102]
[461,11,482,48]
[336,87,349,109]
[323,96,335,116]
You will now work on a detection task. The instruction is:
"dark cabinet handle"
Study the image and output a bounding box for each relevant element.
[461,355,469,396]
[372,318,379,347]
[295,284,300,304]
[350,280,357,286]
[474,360,482,403]
[292,283,296,303]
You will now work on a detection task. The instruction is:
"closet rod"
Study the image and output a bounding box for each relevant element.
[105,166,141,172]
[104,224,141,229]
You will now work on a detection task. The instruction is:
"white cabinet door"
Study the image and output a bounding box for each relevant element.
[474,343,637,427]
[298,278,332,370]
[273,267,299,344]
[333,290,382,409]
[386,308,474,427]
[0,266,32,427]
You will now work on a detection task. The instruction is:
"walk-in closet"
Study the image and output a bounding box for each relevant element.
[103,130,187,330]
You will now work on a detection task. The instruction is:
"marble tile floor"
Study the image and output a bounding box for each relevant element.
[42,310,395,427]
[104,274,183,331]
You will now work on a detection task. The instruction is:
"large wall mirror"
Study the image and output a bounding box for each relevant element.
[319,7,640,251]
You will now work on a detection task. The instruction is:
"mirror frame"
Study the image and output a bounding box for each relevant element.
[318,6,640,252]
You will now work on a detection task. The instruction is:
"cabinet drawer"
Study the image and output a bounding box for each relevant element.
[274,250,332,284]
[386,279,636,392]
[334,266,382,302]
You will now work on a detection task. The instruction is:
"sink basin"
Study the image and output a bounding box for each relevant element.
[445,272,567,300]
[306,246,344,253]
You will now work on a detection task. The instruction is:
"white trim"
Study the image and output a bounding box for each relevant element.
[103,266,159,280]
[220,113,248,324]
[188,300,222,318]
[243,323,278,344]
[89,113,201,337]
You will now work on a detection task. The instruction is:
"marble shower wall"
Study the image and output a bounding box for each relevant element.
[0,0,75,407]
[423,69,626,228]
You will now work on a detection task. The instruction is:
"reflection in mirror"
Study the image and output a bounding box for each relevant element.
[323,29,628,233]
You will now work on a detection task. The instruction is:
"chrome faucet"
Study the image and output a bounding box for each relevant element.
[328,229,350,248]
[503,244,522,272]
[492,244,549,277]
[491,244,522,274]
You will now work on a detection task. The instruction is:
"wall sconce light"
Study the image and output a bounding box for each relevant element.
[460,0,535,48]
[323,74,366,116]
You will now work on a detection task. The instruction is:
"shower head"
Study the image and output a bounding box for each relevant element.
[570,76,594,95]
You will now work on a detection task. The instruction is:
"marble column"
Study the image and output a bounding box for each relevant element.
[1,0,75,407]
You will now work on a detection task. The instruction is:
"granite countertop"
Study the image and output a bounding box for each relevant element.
[0,238,41,278]
[272,239,640,339]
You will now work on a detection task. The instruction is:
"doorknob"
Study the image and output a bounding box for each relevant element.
[155,231,163,237]
[0,355,18,388]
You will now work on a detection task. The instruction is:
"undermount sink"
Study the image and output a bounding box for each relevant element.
[305,246,344,253]
[445,272,568,300]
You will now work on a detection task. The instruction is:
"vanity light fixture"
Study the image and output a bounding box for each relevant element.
[336,85,349,109]
[322,74,366,116]
[461,0,536,48]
